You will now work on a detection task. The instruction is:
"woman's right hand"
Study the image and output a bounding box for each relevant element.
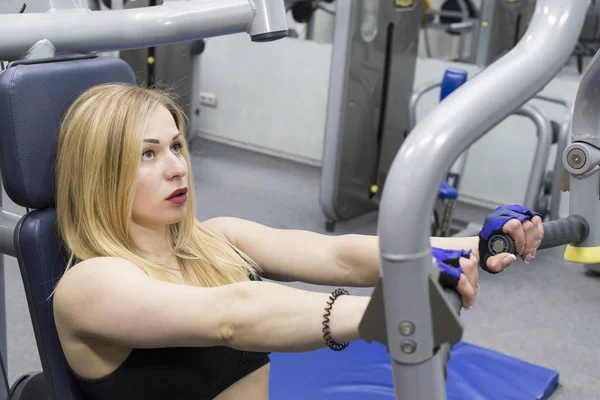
[433,248,479,309]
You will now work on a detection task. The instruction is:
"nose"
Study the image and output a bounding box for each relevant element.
[165,151,187,180]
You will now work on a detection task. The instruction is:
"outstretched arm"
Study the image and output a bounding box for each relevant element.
[326,214,541,287]
[54,257,370,353]
[331,234,484,287]
[203,214,541,288]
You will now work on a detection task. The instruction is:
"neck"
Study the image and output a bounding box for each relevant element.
[130,221,175,265]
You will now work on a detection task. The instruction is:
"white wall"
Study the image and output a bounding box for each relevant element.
[193,6,583,219]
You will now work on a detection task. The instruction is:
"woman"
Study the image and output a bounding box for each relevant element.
[52,83,542,400]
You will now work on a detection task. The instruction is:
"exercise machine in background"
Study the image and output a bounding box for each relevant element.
[420,0,537,65]
[471,0,536,67]
[319,0,572,234]
[319,0,424,233]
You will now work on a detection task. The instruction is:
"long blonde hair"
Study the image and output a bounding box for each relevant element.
[56,83,260,286]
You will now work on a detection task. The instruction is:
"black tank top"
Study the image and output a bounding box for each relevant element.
[70,346,270,400]
[70,273,270,400]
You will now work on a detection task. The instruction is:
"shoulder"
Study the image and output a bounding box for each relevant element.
[201,216,246,245]
[59,257,145,284]
[53,257,147,310]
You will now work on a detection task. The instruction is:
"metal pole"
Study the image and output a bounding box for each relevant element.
[371,1,588,398]
[0,0,288,61]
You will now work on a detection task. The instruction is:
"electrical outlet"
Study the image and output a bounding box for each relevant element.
[199,91,218,107]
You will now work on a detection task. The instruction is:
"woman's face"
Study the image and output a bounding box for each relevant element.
[131,105,189,229]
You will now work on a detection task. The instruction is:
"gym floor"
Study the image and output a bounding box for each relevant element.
[4,138,599,399]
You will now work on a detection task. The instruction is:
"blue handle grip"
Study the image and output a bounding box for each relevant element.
[440,68,468,101]
[437,68,468,196]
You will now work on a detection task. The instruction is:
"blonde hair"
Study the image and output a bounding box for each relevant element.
[55,83,260,286]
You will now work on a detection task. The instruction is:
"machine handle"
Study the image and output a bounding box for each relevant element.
[487,214,589,255]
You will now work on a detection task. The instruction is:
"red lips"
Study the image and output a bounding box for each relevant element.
[166,187,188,200]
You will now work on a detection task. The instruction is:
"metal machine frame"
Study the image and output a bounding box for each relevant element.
[357,2,589,399]
[0,1,593,400]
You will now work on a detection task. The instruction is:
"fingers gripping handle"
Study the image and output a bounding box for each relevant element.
[487,215,590,256]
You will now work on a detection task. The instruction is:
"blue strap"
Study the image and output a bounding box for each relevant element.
[432,247,471,289]
[478,204,540,273]
[480,204,540,240]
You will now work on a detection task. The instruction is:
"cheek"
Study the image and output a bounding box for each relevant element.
[132,172,157,212]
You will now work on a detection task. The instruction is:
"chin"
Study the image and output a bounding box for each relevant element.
[165,209,188,225]
[132,206,188,227]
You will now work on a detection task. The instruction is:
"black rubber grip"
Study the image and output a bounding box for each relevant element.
[488,214,589,256]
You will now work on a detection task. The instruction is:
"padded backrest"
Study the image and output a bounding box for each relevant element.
[0,54,136,400]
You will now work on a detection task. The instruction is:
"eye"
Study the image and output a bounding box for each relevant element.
[172,142,182,153]
[142,149,154,161]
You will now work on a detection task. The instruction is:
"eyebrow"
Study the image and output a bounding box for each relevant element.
[143,133,181,144]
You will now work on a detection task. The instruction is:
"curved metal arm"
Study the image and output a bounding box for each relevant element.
[370,1,588,399]
[0,0,288,61]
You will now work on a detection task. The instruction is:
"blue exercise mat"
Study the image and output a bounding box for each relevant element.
[269,340,559,399]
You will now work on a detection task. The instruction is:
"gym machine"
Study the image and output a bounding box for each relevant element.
[0,0,593,399]
[421,0,537,65]
[319,0,570,233]
[0,0,288,397]
[358,1,589,399]
[319,0,424,233]
[0,0,285,61]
